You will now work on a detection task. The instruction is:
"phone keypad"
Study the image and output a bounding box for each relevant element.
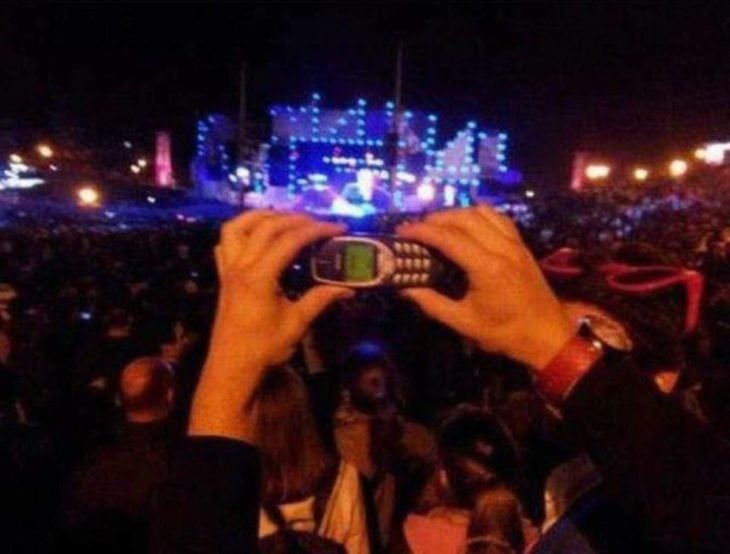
[391,241,434,287]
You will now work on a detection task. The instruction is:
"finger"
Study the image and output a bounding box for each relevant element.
[295,285,354,328]
[396,222,482,272]
[242,213,315,265]
[263,221,346,277]
[214,245,225,272]
[219,210,275,245]
[400,288,466,332]
[426,209,516,254]
[474,205,522,241]
[218,211,276,265]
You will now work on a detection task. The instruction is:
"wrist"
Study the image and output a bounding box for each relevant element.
[188,355,267,443]
[506,318,575,370]
[535,333,604,403]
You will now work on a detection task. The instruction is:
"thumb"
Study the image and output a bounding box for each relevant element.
[296,285,354,327]
[401,288,465,331]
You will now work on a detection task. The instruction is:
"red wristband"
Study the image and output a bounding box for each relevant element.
[536,335,604,403]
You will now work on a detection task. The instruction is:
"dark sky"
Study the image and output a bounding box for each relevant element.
[2,3,730,186]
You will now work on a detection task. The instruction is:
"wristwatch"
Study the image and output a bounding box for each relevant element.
[578,314,633,353]
[537,315,631,403]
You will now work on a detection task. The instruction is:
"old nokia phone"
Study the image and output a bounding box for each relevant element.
[311,235,445,288]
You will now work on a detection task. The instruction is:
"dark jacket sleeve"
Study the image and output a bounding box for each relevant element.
[562,353,730,551]
[150,437,260,553]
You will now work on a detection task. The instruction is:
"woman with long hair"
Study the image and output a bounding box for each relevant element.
[404,406,536,554]
[252,365,369,553]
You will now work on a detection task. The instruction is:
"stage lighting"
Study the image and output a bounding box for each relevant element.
[694,148,706,160]
[36,144,54,158]
[417,181,436,202]
[444,184,457,207]
[77,186,100,206]
[703,143,730,165]
[669,159,688,178]
[633,167,649,181]
[585,164,611,180]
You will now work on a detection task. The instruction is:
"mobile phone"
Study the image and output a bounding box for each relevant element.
[311,235,442,288]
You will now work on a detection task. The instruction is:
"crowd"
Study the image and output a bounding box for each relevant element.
[0,169,728,553]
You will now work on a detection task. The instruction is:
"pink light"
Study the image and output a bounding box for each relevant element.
[155,131,175,187]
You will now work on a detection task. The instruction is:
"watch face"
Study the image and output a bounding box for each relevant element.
[583,313,634,352]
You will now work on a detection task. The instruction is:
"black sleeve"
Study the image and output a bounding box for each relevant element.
[563,353,730,551]
[150,437,261,553]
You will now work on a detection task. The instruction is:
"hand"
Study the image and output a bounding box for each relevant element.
[189,211,353,441]
[397,206,573,369]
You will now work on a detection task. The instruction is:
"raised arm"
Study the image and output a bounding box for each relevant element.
[397,206,730,550]
[151,211,352,553]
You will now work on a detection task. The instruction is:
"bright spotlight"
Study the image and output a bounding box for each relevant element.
[525,189,536,198]
[633,167,649,181]
[130,164,141,174]
[703,143,730,165]
[137,158,148,168]
[9,153,22,164]
[416,181,436,202]
[77,186,100,206]
[585,164,611,180]
[694,148,706,160]
[669,159,688,178]
[36,144,54,158]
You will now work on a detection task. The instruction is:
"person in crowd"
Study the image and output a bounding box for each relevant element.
[334,342,437,550]
[0,336,59,553]
[152,208,730,553]
[80,307,139,393]
[495,387,575,525]
[63,356,175,551]
[404,405,537,554]
[254,364,369,553]
[72,306,144,451]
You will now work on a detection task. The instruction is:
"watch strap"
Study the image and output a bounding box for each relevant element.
[536,334,604,403]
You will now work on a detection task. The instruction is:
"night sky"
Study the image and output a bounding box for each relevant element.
[2,3,730,186]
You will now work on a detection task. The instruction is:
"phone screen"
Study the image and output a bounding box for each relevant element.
[344,243,375,282]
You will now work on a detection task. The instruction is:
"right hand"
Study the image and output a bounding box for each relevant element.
[396,206,573,369]
[189,210,353,441]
